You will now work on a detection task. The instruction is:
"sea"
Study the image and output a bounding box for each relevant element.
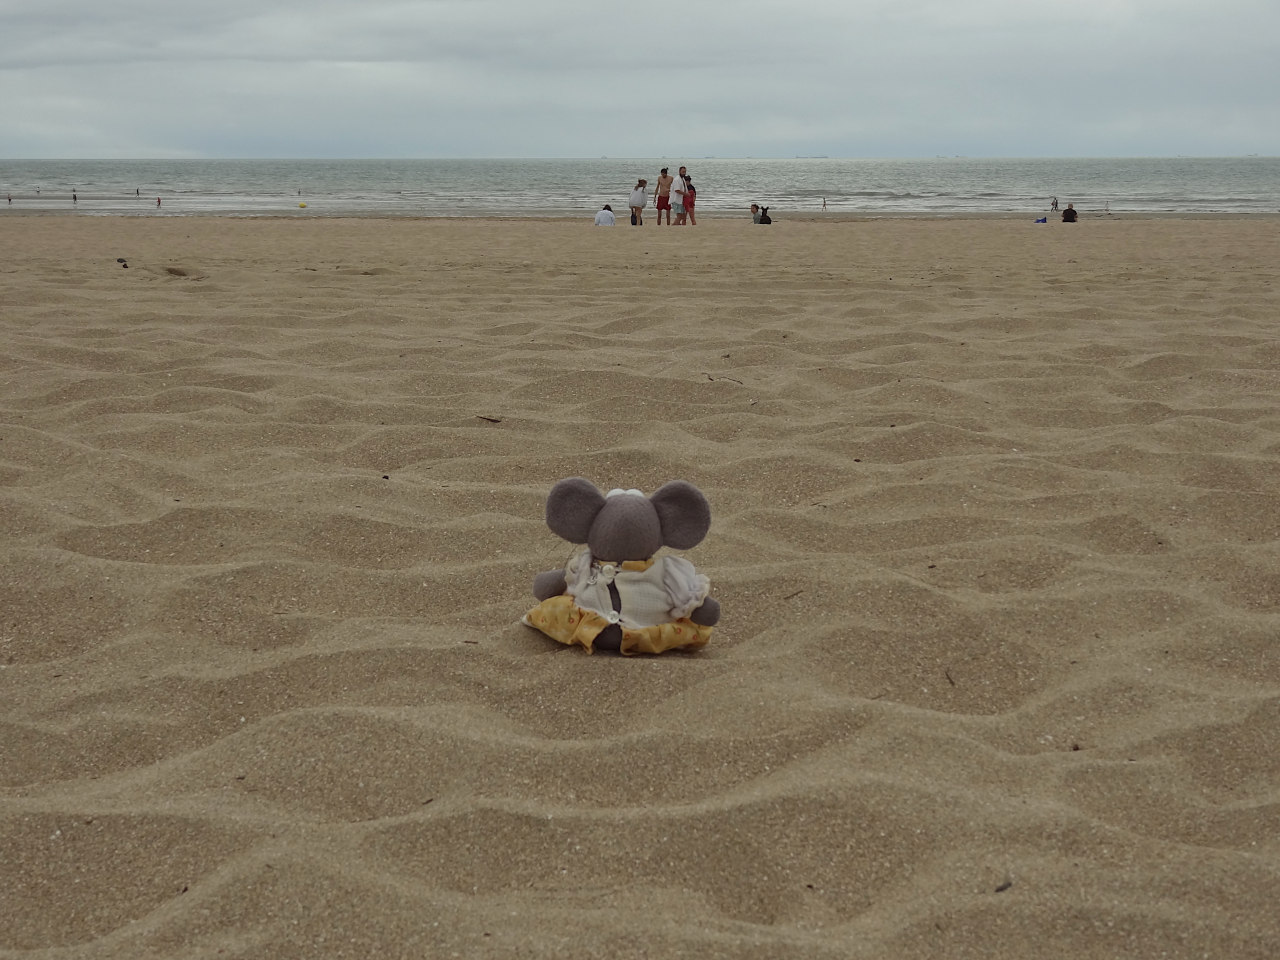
[2,157,1277,218]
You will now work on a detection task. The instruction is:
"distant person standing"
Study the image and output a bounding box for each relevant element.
[1051,196,1059,211]
[653,167,674,225]
[1061,202,1078,222]
[72,190,77,203]
[629,178,648,225]
[682,176,697,225]
[672,166,689,225]
[156,197,162,208]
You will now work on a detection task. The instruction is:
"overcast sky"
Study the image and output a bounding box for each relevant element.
[3,0,1277,159]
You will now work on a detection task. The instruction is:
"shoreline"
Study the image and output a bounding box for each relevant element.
[4,207,1279,221]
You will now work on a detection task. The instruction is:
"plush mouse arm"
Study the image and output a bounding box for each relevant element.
[533,569,567,601]
[690,596,720,626]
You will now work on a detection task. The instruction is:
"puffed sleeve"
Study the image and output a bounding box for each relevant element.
[661,555,711,619]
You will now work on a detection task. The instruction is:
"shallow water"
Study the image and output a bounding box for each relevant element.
[3,156,1278,217]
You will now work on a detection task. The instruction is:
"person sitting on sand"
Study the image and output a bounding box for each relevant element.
[594,204,616,226]
[1062,202,1078,223]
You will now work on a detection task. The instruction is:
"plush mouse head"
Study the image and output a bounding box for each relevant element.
[545,477,711,562]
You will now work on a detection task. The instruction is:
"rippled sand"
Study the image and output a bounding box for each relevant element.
[2,214,1278,959]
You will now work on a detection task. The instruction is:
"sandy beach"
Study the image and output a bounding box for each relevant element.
[2,213,1278,958]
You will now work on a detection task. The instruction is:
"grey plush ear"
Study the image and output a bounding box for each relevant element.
[545,477,607,543]
[649,480,711,550]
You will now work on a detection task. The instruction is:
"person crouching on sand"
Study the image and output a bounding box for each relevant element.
[629,179,648,225]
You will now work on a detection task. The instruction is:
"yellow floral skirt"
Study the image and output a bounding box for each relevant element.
[523,595,711,655]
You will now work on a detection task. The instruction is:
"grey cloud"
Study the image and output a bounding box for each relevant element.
[2,0,1278,158]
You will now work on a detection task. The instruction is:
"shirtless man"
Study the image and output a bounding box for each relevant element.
[653,167,675,225]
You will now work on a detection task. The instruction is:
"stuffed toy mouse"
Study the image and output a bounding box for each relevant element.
[523,477,720,655]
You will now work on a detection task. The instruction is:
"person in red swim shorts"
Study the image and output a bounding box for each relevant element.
[653,167,674,225]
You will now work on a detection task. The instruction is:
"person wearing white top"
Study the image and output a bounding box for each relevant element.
[594,204,616,226]
[628,179,648,225]
[671,165,688,225]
